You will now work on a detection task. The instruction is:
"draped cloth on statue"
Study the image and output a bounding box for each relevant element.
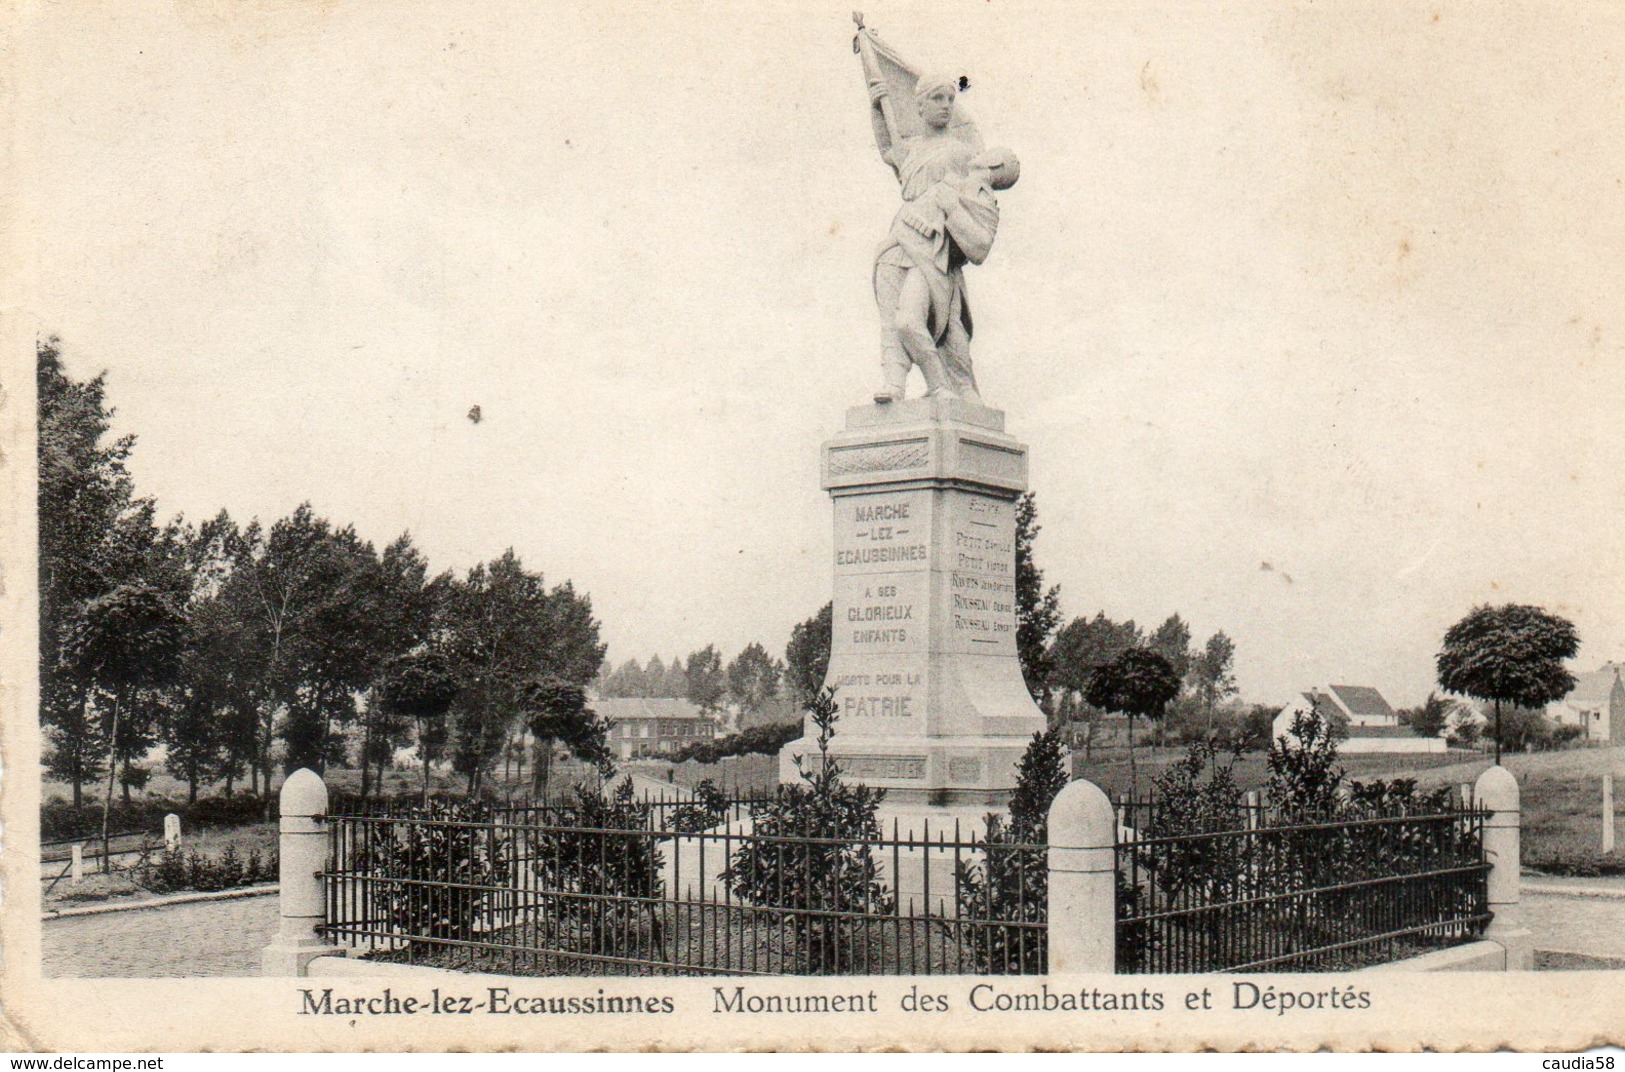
[854,19,982,157]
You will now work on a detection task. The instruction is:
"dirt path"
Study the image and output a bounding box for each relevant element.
[43,893,278,978]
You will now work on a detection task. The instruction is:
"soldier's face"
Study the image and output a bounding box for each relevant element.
[919,86,955,129]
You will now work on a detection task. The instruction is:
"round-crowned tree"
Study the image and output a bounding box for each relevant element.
[1436,604,1578,765]
[1087,648,1181,798]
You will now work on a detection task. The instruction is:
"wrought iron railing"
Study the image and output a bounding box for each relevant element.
[319,798,1045,977]
[1115,803,1491,973]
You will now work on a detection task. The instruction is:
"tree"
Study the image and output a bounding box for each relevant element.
[61,583,186,869]
[643,655,668,698]
[1047,612,1141,753]
[355,534,447,795]
[1146,614,1194,683]
[1400,692,1455,739]
[1048,613,1142,701]
[37,339,144,806]
[523,675,616,800]
[378,649,459,804]
[726,642,783,720]
[601,658,648,699]
[1482,704,1575,755]
[1436,604,1579,764]
[784,602,833,708]
[1086,648,1180,797]
[684,645,726,715]
[1014,493,1063,706]
[442,550,606,796]
[660,654,689,698]
[159,680,226,805]
[1189,631,1238,734]
[208,505,389,791]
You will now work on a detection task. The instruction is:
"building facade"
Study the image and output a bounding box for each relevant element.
[595,697,720,760]
[1547,664,1625,745]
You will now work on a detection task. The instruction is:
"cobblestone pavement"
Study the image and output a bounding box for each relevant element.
[43,894,278,978]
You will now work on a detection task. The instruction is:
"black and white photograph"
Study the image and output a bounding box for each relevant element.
[8,0,1625,1053]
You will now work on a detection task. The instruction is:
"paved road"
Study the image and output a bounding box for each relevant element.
[43,894,279,978]
[1523,882,1625,961]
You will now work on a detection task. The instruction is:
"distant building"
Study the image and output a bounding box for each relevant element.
[595,697,720,760]
[1547,664,1625,745]
[1274,684,1446,754]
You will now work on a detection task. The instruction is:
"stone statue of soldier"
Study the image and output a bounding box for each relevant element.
[857,19,1020,405]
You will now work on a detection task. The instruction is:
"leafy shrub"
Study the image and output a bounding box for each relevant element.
[1118,711,1489,971]
[1265,710,1345,820]
[724,688,893,974]
[667,779,732,834]
[1139,740,1250,904]
[137,841,272,895]
[143,844,189,894]
[955,728,1068,973]
[370,800,508,954]
[526,779,664,962]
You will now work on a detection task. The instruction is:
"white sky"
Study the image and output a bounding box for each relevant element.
[21,0,1625,708]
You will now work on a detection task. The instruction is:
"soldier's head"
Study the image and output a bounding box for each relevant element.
[971,147,1021,191]
[914,73,958,130]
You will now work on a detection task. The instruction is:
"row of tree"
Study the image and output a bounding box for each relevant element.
[1010,495,1240,751]
[595,642,789,725]
[40,340,609,836]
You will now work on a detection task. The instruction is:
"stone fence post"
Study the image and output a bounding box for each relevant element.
[1473,765,1532,971]
[262,768,342,975]
[1047,777,1116,973]
[163,812,182,851]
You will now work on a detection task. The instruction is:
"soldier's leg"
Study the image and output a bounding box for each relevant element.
[939,316,980,402]
[872,264,912,403]
[894,269,953,397]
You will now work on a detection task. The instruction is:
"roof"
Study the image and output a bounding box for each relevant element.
[593,697,712,721]
[1326,684,1397,721]
[1298,692,1343,720]
[1563,667,1623,707]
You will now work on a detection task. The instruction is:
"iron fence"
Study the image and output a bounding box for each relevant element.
[1116,803,1491,972]
[319,797,1046,977]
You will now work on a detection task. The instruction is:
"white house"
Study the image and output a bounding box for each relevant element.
[1274,683,1446,754]
[1547,663,1625,745]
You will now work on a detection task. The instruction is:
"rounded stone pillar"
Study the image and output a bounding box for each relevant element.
[1046,777,1117,974]
[262,768,342,975]
[1473,764,1532,971]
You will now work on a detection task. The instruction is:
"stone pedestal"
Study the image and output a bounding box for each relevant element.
[779,395,1048,807]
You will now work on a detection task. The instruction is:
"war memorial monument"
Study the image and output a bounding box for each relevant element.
[779,17,1047,812]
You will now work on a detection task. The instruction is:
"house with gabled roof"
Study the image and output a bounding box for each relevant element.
[594,697,721,761]
[1273,683,1446,754]
[1547,664,1625,745]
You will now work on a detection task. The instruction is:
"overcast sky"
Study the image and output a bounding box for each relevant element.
[22,0,1625,707]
